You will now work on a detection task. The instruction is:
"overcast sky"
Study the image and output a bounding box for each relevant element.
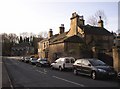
[0,0,119,36]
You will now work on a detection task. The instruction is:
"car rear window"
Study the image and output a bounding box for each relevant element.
[71,59,75,63]
[66,59,70,63]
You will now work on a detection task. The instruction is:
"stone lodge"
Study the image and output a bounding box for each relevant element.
[38,12,114,63]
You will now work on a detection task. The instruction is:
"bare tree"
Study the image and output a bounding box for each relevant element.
[8,33,19,43]
[1,33,19,56]
[87,10,107,26]
[20,32,29,38]
[38,31,48,38]
[87,16,97,26]
[42,31,48,38]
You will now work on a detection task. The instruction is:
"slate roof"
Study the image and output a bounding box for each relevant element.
[79,25,113,36]
[40,38,48,43]
[12,42,32,48]
[49,32,68,44]
[64,35,84,43]
[49,32,83,44]
[39,24,113,45]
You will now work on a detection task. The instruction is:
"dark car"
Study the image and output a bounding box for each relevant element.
[36,58,50,67]
[29,57,38,65]
[73,58,117,80]
[118,72,120,80]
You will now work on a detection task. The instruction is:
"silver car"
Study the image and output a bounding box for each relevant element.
[24,56,30,63]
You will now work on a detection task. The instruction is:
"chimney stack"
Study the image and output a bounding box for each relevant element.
[59,24,65,34]
[48,29,53,38]
[67,12,79,36]
[79,15,85,26]
[98,16,104,28]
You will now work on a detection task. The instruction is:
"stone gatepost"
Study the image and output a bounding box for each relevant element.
[112,47,120,72]
[92,47,98,58]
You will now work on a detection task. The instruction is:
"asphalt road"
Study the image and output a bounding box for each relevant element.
[2,57,119,89]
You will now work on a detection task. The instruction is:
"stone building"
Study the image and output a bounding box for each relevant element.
[38,12,114,63]
[68,13,113,52]
[115,34,120,47]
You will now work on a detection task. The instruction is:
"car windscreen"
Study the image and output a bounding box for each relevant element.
[89,60,107,66]
[32,58,37,60]
[40,58,47,61]
[41,59,47,61]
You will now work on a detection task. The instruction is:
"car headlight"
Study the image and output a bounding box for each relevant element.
[98,69,106,72]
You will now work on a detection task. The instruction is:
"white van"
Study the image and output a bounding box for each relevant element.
[51,57,75,71]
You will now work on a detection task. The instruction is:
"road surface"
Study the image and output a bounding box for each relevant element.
[2,57,119,89]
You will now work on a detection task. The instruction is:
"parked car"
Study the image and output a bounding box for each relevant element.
[118,72,120,80]
[51,57,75,71]
[73,58,117,80]
[20,56,25,62]
[36,58,50,67]
[24,56,31,63]
[29,57,38,65]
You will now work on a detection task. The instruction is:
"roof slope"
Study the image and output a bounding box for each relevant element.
[49,32,83,44]
[79,25,113,36]
[64,35,83,43]
[49,32,68,44]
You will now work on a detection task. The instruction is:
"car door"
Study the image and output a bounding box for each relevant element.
[70,58,75,67]
[52,61,58,68]
[64,58,71,68]
[55,58,63,69]
[75,59,82,72]
[81,59,92,75]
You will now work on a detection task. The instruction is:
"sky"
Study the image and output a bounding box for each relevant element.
[0,0,119,36]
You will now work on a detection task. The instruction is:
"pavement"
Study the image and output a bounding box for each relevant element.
[1,57,13,89]
[0,56,2,89]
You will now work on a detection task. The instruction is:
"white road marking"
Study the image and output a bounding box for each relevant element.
[36,70,46,74]
[52,76,85,87]
[43,69,47,73]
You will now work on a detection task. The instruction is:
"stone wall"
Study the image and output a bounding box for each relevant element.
[65,42,81,59]
[113,47,120,72]
[48,43,65,63]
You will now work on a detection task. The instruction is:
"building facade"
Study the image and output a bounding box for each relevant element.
[38,12,114,63]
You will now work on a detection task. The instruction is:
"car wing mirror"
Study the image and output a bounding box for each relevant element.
[54,61,57,63]
[88,64,91,66]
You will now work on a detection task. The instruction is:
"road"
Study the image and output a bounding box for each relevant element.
[2,57,119,89]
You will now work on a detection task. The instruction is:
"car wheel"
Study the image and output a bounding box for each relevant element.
[51,66,54,69]
[36,63,38,66]
[39,64,42,67]
[91,71,97,80]
[59,66,62,71]
[36,63,40,67]
[74,69,78,75]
